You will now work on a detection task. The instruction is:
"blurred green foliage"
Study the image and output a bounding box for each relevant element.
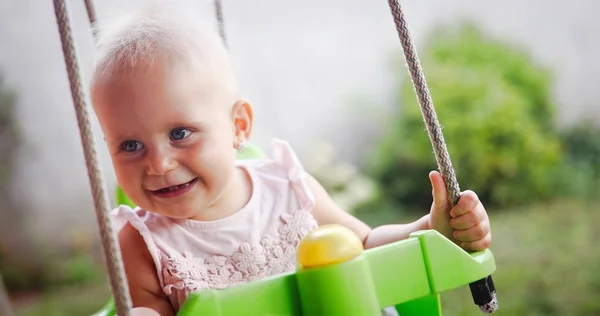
[556,121,600,198]
[0,250,104,293]
[0,74,18,185]
[364,23,599,211]
[561,121,600,177]
[0,73,28,293]
[0,73,103,295]
[438,199,600,316]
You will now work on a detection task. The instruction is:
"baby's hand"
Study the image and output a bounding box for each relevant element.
[428,171,492,251]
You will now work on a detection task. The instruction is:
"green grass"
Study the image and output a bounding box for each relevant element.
[440,199,600,316]
[11,199,600,316]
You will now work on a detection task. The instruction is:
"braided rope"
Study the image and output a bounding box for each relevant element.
[385,0,498,313]
[83,0,98,37]
[214,0,228,48]
[386,0,460,206]
[83,0,96,24]
[53,1,132,315]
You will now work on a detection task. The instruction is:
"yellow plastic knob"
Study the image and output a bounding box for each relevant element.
[297,224,364,269]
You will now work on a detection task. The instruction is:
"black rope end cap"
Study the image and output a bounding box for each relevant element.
[469,275,498,314]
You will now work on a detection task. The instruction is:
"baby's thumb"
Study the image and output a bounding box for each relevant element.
[429,170,449,211]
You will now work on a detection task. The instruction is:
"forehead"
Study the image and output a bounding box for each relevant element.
[93,59,225,110]
[91,61,232,137]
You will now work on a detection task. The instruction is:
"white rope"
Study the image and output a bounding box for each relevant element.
[53,0,132,315]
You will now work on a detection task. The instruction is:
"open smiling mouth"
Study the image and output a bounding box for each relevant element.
[151,178,198,198]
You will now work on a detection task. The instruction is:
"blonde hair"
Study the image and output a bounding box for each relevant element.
[90,1,237,99]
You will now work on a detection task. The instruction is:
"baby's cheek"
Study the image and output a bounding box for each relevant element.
[204,156,233,185]
[190,137,236,184]
[210,161,236,192]
[114,168,144,199]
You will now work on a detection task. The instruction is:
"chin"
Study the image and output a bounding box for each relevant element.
[157,206,198,219]
[163,199,211,218]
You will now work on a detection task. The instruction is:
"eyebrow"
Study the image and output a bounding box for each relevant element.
[169,119,210,131]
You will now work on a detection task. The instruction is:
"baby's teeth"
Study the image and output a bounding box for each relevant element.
[164,181,191,192]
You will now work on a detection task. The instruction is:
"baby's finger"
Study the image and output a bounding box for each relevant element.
[450,190,479,218]
[453,222,489,242]
[449,211,480,230]
[460,233,492,251]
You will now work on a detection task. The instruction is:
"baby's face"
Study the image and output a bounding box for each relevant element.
[92,62,241,219]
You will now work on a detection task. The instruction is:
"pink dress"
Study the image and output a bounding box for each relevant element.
[111,139,319,311]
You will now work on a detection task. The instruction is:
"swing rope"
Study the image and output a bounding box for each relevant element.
[52,1,132,315]
[214,0,228,48]
[385,0,498,313]
[386,2,460,204]
[83,0,98,37]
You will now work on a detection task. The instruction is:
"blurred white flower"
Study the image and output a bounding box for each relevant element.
[305,141,376,214]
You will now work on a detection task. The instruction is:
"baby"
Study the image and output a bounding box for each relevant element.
[90,3,492,316]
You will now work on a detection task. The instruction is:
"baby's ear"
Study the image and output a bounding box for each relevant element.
[232,98,254,140]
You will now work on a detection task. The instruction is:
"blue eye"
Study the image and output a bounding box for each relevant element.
[170,128,192,141]
[121,140,143,152]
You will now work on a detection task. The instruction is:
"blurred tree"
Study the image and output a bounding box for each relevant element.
[365,22,563,211]
[0,74,18,203]
[557,120,600,198]
[0,73,43,292]
[561,121,600,177]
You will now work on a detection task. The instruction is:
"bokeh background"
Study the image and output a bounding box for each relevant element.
[1,0,599,315]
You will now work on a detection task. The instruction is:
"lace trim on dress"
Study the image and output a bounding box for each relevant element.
[161,209,318,295]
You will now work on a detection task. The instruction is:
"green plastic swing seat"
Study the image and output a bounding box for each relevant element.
[93,143,497,316]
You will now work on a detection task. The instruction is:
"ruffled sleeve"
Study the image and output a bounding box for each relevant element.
[269,139,316,211]
[110,205,166,289]
[111,205,151,235]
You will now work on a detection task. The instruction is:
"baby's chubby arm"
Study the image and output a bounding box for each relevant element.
[117,223,176,316]
[305,171,492,251]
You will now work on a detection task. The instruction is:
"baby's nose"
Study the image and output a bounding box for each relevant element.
[146,149,178,176]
